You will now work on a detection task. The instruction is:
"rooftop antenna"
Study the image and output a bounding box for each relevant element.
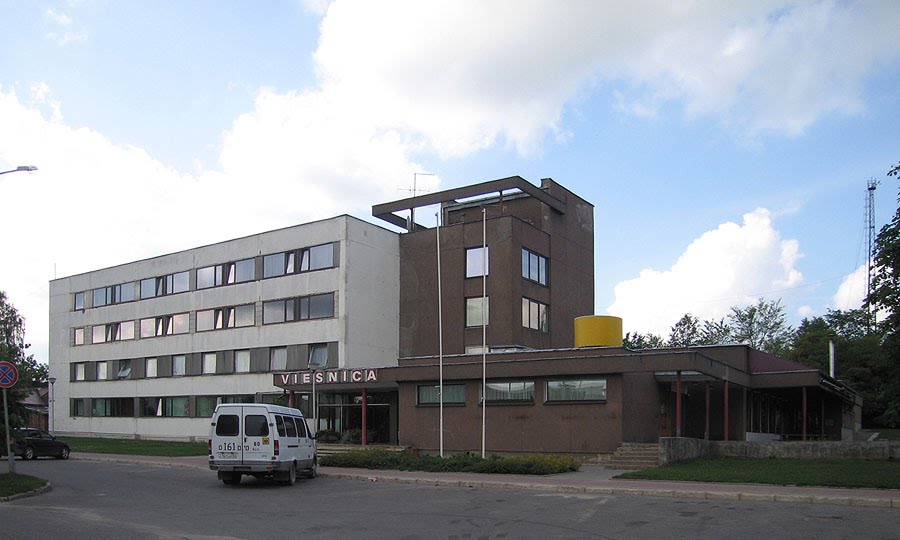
[397,172,434,231]
[866,177,879,330]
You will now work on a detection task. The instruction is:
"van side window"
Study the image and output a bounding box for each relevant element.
[275,415,286,437]
[244,415,269,437]
[285,416,297,437]
[294,417,308,438]
[215,415,239,436]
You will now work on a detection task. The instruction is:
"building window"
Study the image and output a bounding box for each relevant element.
[235,350,251,373]
[300,243,334,272]
[546,379,607,402]
[141,271,189,299]
[197,305,255,331]
[71,399,86,416]
[145,358,157,378]
[522,298,549,333]
[465,297,489,327]
[196,396,218,418]
[140,396,190,417]
[91,282,135,307]
[483,381,534,403]
[74,328,84,346]
[73,292,84,311]
[92,397,135,417]
[172,355,186,377]
[264,251,296,278]
[117,360,132,379]
[202,353,217,374]
[465,246,489,278]
[94,321,135,343]
[197,258,255,289]
[522,248,548,286]
[417,384,466,405]
[74,363,85,381]
[264,293,335,325]
[142,314,189,337]
[300,293,334,320]
[92,325,105,344]
[270,347,287,371]
[97,361,108,380]
[308,343,328,368]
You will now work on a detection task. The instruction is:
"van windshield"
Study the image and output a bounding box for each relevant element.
[244,415,270,437]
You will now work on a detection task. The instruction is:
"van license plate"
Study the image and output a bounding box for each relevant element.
[217,452,238,459]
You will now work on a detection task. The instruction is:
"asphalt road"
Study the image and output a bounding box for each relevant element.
[2,459,898,540]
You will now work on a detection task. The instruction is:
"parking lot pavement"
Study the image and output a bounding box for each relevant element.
[72,453,900,508]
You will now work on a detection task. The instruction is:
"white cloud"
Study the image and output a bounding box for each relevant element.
[45,8,72,27]
[832,264,868,311]
[606,208,803,336]
[308,0,900,156]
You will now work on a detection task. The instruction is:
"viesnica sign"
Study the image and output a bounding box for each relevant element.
[277,368,378,386]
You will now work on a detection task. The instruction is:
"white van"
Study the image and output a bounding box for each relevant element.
[208,403,317,485]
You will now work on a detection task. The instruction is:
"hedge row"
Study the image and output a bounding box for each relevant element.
[319,449,580,475]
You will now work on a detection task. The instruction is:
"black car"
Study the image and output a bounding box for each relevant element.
[1,428,70,460]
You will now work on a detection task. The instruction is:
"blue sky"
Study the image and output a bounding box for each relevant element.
[1,1,899,363]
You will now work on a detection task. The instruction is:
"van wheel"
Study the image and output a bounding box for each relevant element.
[287,463,297,485]
[221,472,241,485]
[305,461,318,479]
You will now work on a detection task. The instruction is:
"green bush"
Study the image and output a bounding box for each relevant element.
[320,449,579,475]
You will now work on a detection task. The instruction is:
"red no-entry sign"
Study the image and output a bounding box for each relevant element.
[0,361,18,389]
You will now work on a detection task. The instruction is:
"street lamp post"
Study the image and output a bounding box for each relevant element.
[48,377,57,433]
[0,165,37,175]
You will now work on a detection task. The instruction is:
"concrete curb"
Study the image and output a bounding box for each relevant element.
[0,482,51,503]
[322,470,900,508]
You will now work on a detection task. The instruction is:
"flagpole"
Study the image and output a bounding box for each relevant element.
[481,207,487,459]
[436,211,444,458]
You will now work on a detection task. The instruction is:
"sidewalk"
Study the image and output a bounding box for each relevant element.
[74,453,900,509]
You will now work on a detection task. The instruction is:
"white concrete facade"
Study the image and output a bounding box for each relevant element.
[48,215,399,440]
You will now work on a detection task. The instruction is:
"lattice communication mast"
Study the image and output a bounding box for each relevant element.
[866,177,879,328]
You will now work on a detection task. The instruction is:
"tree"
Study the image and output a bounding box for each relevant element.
[699,318,732,345]
[728,298,795,356]
[0,290,40,444]
[667,314,701,347]
[865,166,900,426]
[623,331,665,349]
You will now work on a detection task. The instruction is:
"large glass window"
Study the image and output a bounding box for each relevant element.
[308,343,328,368]
[141,314,188,337]
[73,292,84,311]
[233,258,255,283]
[263,300,286,324]
[417,384,466,405]
[196,397,217,418]
[546,379,607,402]
[172,355,186,377]
[97,361,108,380]
[234,304,255,327]
[300,243,334,272]
[196,266,218,289]
[522,248,548,286]
[484,381,534,403]
[145,358,157,378]
[264,252,295,278]
[140,397,190,417]
[171,313,189,334]
[92,325,106,344]
[91,282,135,307]
[465,297,489,327]
[117,360,132,379]
[202,352,217,374]
[92,398,135,417]
[270,347,287,371]
[235,350,251,373]
[118,321,135,341]
[141,271,190,298]
[466,246,489,278]
[74,363,85,381]
[74,328,84,346]
[522,298,549,333]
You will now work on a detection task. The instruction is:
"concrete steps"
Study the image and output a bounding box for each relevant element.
[604,442,659,470]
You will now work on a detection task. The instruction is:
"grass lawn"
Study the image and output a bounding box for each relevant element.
[64,436,207,457]
[0,473,48,498]
[616,458,900,490]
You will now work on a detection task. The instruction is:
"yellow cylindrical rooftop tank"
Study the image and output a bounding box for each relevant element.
[574,316,623,347]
